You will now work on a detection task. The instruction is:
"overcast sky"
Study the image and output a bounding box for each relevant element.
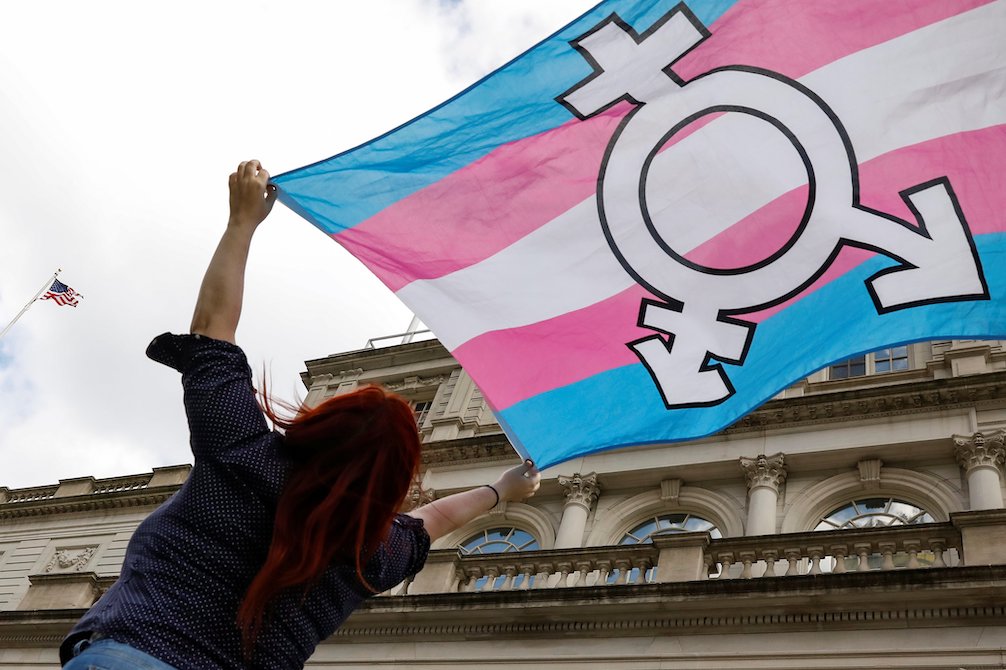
[0,1,596,489]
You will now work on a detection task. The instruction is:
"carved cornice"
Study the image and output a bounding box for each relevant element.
[402,483,436,512]
[311,368,364,386]
[335,566,1006,641]
[420,374,1006,467]
[558,472,601,510]
[727,371,1006,433]
[337,604,1006,641]
[420,434,517,466]
[953,430,1006,474]
[739,453,786,492]
[6,568,1004,645]
[0,487,179,520]
[385,375,448,393]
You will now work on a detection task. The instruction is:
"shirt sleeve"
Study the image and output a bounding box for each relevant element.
[146,332,271,460]
[364,514,432,594]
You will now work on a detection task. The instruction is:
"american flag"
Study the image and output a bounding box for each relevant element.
[40,279,82,307]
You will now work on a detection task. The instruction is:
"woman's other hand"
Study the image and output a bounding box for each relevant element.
[492,461,541,502]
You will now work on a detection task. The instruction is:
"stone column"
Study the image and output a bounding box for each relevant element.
[953,431,1006,510]
[554,472,601,549]
[740,453,786,536]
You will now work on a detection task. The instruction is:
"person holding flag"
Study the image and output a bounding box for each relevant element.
[60,160,541,670]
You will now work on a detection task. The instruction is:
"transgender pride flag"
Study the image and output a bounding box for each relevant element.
[275,0,1006,469]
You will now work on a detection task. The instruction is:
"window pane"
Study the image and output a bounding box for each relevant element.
[621,514,721,544]
[683,517,714,532]
[887,501,918,521]
[875,359,890,373]
[830,355,866,380]
[857,498,889,513]
[819,498,934,530]
[826,505,858,525]
[460,527,540,555]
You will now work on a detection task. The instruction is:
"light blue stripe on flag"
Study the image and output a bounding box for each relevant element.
[274,0,740,234]
[501,233,1006,469]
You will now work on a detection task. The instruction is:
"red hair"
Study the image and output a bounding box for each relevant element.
[236,385,422,652]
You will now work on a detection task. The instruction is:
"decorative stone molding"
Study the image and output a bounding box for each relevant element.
[586,487,745,544]
[660,479,682,504]
[740,453,787,492]
[780,468,963,533]
[953,430,1006,474]
[432,502,556,551]
[726,370,1006,433]
[403,483,436,512]
[421,436,517,466]
[558,472,600,511]
[44,547,96,573]
[314,369,363,384]
[858,459,884,489]
[385,375,448,393]
[335,566,1006,640]
[0,486,181,520]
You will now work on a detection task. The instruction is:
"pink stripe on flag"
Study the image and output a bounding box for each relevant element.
[335,0,987,292]
[458,125,1006,411]
[335,104,628,292]
[672,0,992,81]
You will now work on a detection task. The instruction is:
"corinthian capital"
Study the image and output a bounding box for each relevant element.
[740,453,787,492]
[953,430,1006,474]
[558,472,600,510]
[401,482,436,512]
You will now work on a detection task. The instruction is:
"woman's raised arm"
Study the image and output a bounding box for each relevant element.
[408,462,541,542]
[190,160,277,344]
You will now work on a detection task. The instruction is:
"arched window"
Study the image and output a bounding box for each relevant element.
[815,497,939,571]
[617,514,722,582]
[619,513,722,545]
[459,527,540,555]
[458,527,540,589]
[815,497,935,531]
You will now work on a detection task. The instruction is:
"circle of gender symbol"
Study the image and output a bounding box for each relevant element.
[558,5,985,408]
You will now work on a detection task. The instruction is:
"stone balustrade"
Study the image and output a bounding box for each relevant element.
[90,474,152,496]
[459,543,659,592]
[1,485,58,504]
[0,465,191,507]
[704,523,960,579]
[384,510,1006,596]
[382,544,659,596]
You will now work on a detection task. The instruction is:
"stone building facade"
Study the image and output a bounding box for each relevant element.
[2,338,1005,668]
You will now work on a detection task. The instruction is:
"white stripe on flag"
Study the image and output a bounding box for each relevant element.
[397,1,1006,351]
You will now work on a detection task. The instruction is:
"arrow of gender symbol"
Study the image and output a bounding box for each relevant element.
[558,3,988,409]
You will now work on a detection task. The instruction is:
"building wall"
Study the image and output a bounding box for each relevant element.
[2,340,1006,668]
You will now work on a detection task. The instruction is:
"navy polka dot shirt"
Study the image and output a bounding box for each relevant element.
[60,333,430,669]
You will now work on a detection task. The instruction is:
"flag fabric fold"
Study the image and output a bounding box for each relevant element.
[274,0,1006,469]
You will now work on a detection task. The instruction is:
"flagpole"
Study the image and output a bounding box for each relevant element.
[0,269,61,341]
[401,314,422,344]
